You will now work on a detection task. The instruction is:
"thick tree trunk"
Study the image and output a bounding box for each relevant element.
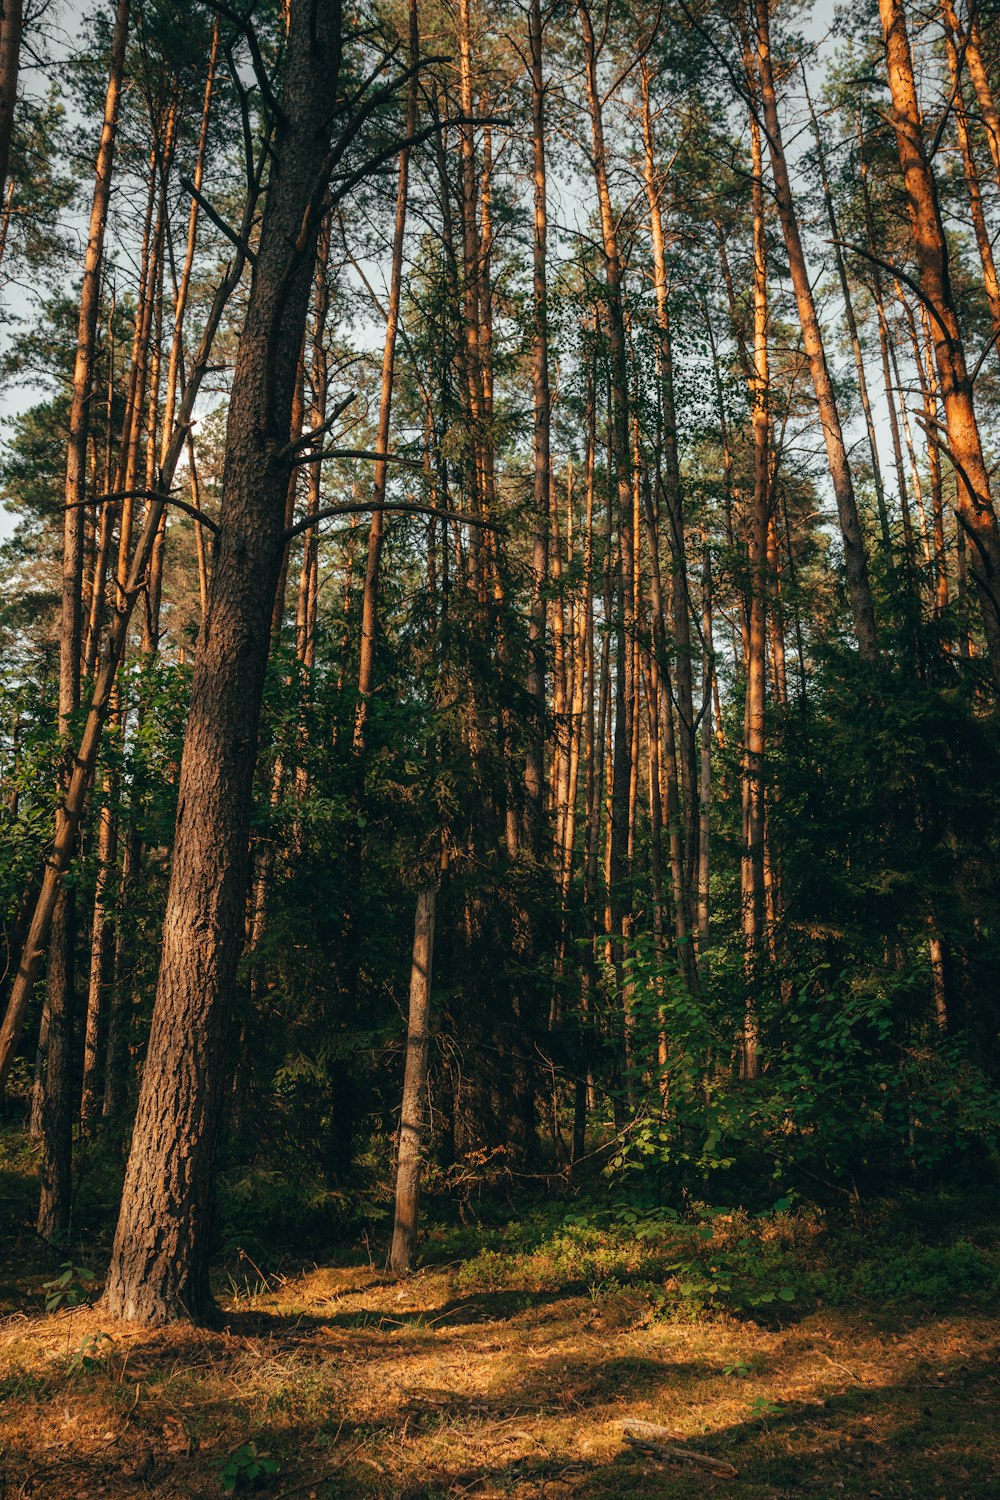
[102,0,346,1325]
[389,883,436,1276]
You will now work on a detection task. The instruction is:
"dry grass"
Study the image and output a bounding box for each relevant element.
[1,1254,998,1499]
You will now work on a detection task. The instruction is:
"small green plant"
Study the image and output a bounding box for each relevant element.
[723,1360,750,1378]
[749,1394,783,1420]
[67,1331,114,1376]
[215,1442,280,1493]
[42,1263,95,1313]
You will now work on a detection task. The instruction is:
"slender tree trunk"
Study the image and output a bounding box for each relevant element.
[640,61,697,898]
[35,0,130,1239]
[803,69,891,559]
[741,103,769,1083]
[939,0,1000,189]
[753,0,878,661]
[389,883,436,1275]
[354,0,418,752]
[578,0,635,1011]
[880,0,1000,683]
[524,0,550,854]
[942,18,1000,376]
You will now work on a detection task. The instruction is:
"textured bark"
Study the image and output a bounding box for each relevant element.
[754,0,878,661]
[0,0,23,214]
[389,884,436,1275]
[103,0,346,1325]
[880,0,1000,683]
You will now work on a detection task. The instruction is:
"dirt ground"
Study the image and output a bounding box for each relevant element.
[1,1260,997,1499]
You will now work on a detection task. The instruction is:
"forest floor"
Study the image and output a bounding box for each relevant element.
[1,1153,999,1499]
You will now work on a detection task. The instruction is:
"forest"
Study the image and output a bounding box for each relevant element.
[0,0,999,1494]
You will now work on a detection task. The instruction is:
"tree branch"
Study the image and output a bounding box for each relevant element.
[181,175,256,265]
[831,240,954,345]
[282,498,501,544]
[71,488,220,535]
[288,446,423,471]
[277,392,359,461]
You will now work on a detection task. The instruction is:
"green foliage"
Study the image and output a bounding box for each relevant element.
[214,1442,280,1494]
[66,1331,114,1377]
[42,1263,95,1314]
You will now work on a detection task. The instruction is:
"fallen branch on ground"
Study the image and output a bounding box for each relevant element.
[622,1420,738,1478]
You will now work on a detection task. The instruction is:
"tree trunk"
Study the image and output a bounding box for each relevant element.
[102,0,347,1325]
[741,102,769,1083]
[0,175,250,1100]
[640,60,698,899]
[942,16,1000,378]
[880,0,1000,684]
[523,0,550,855]
[354,0,418,752]
[389,883,436,1276]
[803,68,891,560]
[578,0,634,1008]
[35,0,131,1238]
[939,0,1000,190]
[753,0,878,661]
[0,0,23,215]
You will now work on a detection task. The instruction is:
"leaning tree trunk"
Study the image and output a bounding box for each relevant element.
[753,0,878,662]
[103,0,346,1325]
[389,883,437,1275]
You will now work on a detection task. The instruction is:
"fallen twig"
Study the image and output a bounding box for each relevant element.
[622,1420,738,1478]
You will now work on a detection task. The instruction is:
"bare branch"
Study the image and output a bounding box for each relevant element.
[277,391,359,462]
[70,487,220,535]
[181,175,256,265]
[288,446,424,471]
[282,498,501,544]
